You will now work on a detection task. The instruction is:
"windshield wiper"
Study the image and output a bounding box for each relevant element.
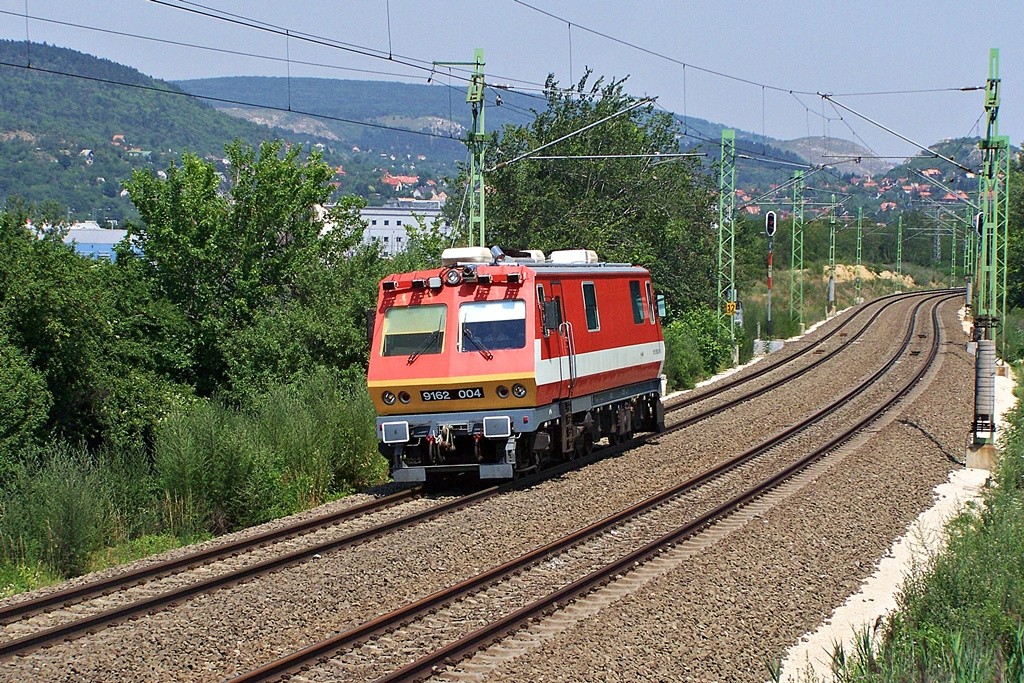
[463,326,494,360]
[407,329,442,364]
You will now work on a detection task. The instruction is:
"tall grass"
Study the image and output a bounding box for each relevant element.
[0,443,110,577]
[154,368,386,535]
[0,370,386,592]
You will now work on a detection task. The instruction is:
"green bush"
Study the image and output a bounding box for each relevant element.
[0,335,51,479]
[662,320,705,391]
[662,306,735,391]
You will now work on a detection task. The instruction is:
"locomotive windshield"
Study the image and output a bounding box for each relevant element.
[381,304,446,357]
[459,300,527,353]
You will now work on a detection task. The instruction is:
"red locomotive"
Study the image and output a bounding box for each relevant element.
[367,246,666,482]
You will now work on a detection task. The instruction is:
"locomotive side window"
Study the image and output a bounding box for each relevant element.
[381,304,446,356]
[582,282,600,331]
[459,300,527,352]
[629,280,645,324]
[646,281,657,323]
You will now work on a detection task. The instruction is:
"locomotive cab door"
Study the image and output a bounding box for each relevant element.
[545,281,576,398]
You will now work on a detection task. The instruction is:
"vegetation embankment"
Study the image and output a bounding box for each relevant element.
[0,140,428,596]
[779,379,1024,682]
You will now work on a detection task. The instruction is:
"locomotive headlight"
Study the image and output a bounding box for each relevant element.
[382,391,397,405]
[443,268,463,286]
[512,383,527,398]
[496,385,510,399]
[398,391,411,404]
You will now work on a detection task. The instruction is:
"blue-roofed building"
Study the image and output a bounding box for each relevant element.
[63,221,130,261]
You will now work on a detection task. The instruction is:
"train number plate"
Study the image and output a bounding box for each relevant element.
[421,387,484,401]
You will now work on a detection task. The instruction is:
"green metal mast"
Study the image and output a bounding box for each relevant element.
[466,49,486,247]
[998,145,1011,354]
[965,206,975,279]
[855,207,863,303]
[436,49,487,247]
[976,48,1007,338]
[896,215,903,293]
[970,47,1008,450]
[717,129,737,339]
[949,221,955,287]
[789,171,805,332]
[827,193,837,316]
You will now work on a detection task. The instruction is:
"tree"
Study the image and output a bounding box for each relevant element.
[1004,153,1024,310]
[478,72,718,313]
[123,139,366,394]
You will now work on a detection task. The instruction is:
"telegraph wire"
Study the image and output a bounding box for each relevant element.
[150,0,566,101]
[0,8,430,82]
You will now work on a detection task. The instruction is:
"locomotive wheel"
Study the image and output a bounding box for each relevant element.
[576,430,593,458]
[513,437,538,478]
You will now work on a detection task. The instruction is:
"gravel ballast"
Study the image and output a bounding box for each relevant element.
[0,295,968,682]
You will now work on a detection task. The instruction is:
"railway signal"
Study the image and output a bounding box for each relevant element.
[765,211,776,336]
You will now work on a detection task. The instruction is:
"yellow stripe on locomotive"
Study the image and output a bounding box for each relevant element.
[368,374,538,415]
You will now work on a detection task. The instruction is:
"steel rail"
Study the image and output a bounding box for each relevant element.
[0,486,423,625]
[0,291,943,660]
[374,291,951,683]
[230,293,953,683]
[660,290,949,435]
[668,288,946,411]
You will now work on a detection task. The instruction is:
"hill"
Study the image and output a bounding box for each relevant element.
[175,76,539,161]
[0,42,990,224]
[772,136,895,177]
[0,41,284,223]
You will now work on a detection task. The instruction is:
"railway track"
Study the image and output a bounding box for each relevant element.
[223,293,955,682]
[0,290,948,665]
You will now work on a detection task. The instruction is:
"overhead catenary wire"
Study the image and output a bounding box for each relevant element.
[819,93,975,173]
[7,1,994,202]
[907,167,978,210]
[486,98,653,171]
[0,8,438,83]
[531,153,706,160]
[510,0,818,96]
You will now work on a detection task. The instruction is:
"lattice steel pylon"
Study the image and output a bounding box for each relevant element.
[789,171,805,331]
[971,47,1010,450]
[855,208,863,303]
[436,49,487,247]
[717,129,737,339]
[895,215,903,293]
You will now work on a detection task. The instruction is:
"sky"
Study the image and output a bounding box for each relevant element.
[0,0,1020,162]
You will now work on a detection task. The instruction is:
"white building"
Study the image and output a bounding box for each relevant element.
[62,221,131,261]
[361,199,449,255]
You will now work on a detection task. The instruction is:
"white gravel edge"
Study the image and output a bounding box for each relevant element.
[776,305,1015,682]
